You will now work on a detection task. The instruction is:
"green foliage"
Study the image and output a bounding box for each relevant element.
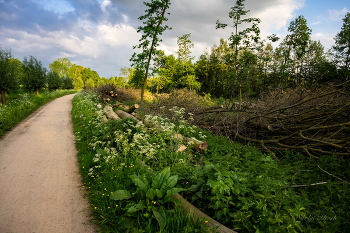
[49,58,72,77]
[81,68,100,88]
[61,76,74,89]
[110,167,185,231]
[152,35,199,93]
[110,76,128,88]
[47,70,62,90]
[85,78,95,88]
[286,15,312,60]
[73,76,84,90]
[130,0,171,102]
[128,68,145,89]
[216,0,261,53]
[333,12,350,80]
[0,46,19,105]
[22,55,47,94]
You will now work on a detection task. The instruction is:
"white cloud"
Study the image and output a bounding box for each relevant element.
[59,52,76,58]
[312,33,335,49]
[255,0,304,32]
[100,0,111,12]
[328,7,348,21]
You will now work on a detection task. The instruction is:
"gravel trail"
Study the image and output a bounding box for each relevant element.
[0,94,96,233]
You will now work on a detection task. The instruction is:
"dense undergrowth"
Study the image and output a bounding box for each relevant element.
[0,90,76,137]
[72,90,349,233]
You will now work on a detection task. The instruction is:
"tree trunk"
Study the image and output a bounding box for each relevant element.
[141,5,168,104]
[1,89,6,105]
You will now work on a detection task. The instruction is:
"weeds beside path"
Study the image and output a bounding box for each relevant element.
[0,94,96,233]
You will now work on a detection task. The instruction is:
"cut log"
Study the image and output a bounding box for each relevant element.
[184,137,208,153]
[128,104,140,113]
[115,110,138,120]
[102,115,109,123]
[103,107,208,153]
[121,104,140,114]
[103,106,121,120]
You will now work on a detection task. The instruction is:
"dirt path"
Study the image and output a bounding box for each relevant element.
[0,94,96,233]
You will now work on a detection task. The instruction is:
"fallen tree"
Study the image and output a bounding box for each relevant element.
[102,105,208,153]
[196,82,350,159]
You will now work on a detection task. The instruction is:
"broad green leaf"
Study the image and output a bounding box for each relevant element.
[110,190,132,200]
[146,188,156,199]
[152,167,170,189]
[155,189,163,198]
[161,175,178,190]
[132,175,149,191]
[126,202,145,214]
[152,207,166,231]
[166,187,185,196]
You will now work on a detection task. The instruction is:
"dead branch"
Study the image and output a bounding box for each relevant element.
[317,166,350,184]
[192,83,350,159]
[288,182,328,188]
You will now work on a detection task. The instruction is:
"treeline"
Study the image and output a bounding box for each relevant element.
[129,0,350,100]
[0,50,75,105]
[48,58,130,90]
[0,50,128,105]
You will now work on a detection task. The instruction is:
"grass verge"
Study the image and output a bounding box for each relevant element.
[0,90,76,138]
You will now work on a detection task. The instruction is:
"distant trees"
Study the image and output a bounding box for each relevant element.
[47,70,62,90]
[125,7,349,100]
[22,55,47,94]
[49,58,72,78]
[0,47,19,105]
[333,12,350,81]
[193,9,350,99]
[81,68,100,88]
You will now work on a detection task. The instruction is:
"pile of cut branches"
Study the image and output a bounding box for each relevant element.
[198,82,350,159]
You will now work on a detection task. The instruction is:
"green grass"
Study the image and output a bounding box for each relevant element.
[72,90,350,233]
[0,90,76,137]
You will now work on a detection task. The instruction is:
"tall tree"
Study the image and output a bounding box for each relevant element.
[130,0,171,102]
[287,15,312,60]
[153,51,178,92]
[0,47,19,105]
[22,56,47,94]
[216,0,261,62]
[68,64,84,89]
[49,58,72,77]
[285,15,312,85]
[177,33,194,75]
[62,76,74,89]
[47,71,62,90]
[216,0,261,99]
[81,68,100,88]
[333,12,350,81]
[119,67,134,83]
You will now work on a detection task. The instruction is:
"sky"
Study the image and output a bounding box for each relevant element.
[0,0,349,78]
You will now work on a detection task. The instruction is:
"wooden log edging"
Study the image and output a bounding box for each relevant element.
[172,194,237,233]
